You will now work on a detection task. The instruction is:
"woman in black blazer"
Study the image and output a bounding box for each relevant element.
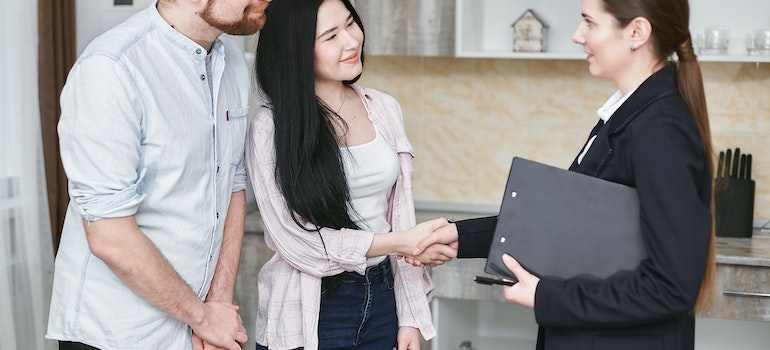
[412,0,716,349]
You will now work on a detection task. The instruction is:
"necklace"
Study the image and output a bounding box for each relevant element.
[333,88,346,117]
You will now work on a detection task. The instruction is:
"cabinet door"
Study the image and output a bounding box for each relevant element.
[702,264,770,321]
[432,298,538,350]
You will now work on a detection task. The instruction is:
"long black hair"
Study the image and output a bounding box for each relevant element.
[256,0,366,231]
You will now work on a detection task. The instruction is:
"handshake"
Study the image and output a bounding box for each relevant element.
[397,218,460,267]
[395,218,539,308]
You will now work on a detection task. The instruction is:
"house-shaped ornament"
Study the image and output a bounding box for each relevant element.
[511,9,548,52]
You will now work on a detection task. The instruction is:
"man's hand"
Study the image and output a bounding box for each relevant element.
[192,334,238,350]
[82,216,246,349]
[192,332,226,350]
[189,301,247,350]
[193,191,247,349]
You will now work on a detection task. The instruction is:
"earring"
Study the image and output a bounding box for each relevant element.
[630,43,637,52]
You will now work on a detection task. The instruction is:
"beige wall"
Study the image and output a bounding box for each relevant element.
[358,57,770,220]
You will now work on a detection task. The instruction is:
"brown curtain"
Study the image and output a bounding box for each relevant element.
[39,0,76,253]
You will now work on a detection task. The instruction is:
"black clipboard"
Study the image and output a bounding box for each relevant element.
[484,157,647,282]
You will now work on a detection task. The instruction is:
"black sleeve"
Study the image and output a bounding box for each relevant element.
[535,109,711,328]
[455,215,497,258]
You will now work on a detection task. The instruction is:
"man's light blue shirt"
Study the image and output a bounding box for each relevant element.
[47,2,249,348]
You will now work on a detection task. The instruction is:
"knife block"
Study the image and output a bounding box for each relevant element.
[715,178,755,238]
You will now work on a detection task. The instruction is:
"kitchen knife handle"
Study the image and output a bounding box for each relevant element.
[724,149,732,178]
[731,147,741,178]
[739,154,746,179]
[746,154,752,179]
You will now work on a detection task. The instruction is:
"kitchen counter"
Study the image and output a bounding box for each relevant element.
[239,210,770,323]
[714,233,770,267]
[412,211,770,322]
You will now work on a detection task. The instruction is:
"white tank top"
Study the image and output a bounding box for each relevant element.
[341,127,399,266]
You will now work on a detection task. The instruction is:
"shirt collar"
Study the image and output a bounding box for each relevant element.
[596,88,636,123]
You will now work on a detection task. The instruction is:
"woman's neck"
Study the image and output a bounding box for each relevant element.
[616,60,667,96]
[316,82,348,113]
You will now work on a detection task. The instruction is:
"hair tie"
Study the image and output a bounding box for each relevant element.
[677,36,697,62]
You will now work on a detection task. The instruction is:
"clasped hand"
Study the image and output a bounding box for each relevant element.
[400,219,459,267]
[191,301,247,350]
[402,219,539,309]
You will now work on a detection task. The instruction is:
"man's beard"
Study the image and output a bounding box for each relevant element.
[199,3,266,36]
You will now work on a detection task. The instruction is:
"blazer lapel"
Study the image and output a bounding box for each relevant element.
[570,64,679,177]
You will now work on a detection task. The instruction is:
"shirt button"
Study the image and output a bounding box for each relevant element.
[200,74,206,80]
[216,212,219,219]
[216,166,220,173]
[195,48,202,54]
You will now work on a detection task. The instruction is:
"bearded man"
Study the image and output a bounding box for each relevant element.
[46,1,271,349]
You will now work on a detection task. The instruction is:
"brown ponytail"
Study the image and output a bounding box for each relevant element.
[675,35,716,314]
[604,0,716,314]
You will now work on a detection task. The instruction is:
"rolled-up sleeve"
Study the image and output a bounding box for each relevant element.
[58,54,146,221]
[232,156,247,193]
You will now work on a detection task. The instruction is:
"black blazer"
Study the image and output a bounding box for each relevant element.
[456,64,712,350]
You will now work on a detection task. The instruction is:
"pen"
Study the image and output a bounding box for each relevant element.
[474,275,516,286]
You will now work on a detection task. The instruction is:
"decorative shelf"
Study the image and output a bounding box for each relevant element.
[455,0,770,63]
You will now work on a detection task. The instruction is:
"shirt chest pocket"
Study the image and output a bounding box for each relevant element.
[227,106,249,166]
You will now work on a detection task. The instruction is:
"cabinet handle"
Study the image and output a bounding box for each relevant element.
[723,290,770,298]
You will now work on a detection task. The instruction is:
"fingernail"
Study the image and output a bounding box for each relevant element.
[503,254,513,262]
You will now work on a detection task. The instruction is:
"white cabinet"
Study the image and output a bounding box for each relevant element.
[431,297,770,350]
[432,298,538,350]
[455,0,770,62]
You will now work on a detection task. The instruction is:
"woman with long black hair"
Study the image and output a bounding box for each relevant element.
[246,0,452,349]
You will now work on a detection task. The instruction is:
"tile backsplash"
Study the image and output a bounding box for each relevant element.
[358,57,770,220]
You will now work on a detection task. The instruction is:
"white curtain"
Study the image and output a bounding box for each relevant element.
[0,1,57,349]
